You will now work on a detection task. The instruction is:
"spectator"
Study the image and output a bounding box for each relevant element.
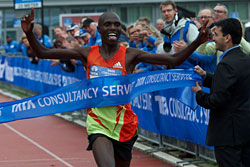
[136,16,151,26]
[187,8,217,73]
[160,0,199,69]
[192,18,250,167]
[4,36,19,54]
[79,29,90,46]
[128,24,147,49]
[66,24,80,37]
[136,17,162,44]
[127,24,137,46]
[18,33,28,56]
[34,24,53,48]
[156,18,164,31]
[197,4,250,62]
[82,18,102,46]
[22,36,39,64]
[74,30,85,45]
[54,26,68,40]
[80,16,89,29]
[213,3,228,22]
[198,8,214,29]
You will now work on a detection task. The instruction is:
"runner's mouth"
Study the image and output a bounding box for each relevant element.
[108,33,117,40]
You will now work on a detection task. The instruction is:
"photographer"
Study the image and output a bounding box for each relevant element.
[133,24,166,72]
[128,24,147,49]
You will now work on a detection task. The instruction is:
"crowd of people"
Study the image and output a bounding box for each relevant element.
[7,0,250,166]
[4,1,250,73]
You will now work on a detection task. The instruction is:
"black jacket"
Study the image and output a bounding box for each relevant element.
[196,47,250,146]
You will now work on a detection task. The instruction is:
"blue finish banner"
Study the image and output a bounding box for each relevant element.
[0,56,210,148]
[131,89,210,147]
[0,56,84,93]
[0,68,201,122]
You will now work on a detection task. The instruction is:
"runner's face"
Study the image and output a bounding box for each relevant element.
[98,13,121,44]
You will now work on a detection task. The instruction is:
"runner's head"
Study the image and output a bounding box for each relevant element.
[98,12,122,45]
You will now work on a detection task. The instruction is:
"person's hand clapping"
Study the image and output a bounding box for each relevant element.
[173,40,187,53]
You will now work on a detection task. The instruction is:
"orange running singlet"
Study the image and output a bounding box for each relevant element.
[86,45,138,142]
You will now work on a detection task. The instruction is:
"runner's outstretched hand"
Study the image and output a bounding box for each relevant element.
[21,8,34,34]
[196,21,210,44]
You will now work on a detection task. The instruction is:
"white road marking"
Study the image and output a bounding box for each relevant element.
[3,123,74,167]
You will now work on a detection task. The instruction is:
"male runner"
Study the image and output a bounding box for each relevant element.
[21,8,209,167]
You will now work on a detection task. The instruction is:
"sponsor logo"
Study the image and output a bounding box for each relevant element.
[113,62,123,69]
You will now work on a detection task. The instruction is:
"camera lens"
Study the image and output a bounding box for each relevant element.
[163,42,172,52]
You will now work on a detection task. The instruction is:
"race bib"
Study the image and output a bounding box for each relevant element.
[89,65,122,78]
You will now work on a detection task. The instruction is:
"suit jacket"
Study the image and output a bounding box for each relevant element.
[196,47,250,146]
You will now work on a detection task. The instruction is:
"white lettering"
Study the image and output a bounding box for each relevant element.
[11,100,36,112]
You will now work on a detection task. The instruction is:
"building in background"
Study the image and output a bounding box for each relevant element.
[0,0,249,43]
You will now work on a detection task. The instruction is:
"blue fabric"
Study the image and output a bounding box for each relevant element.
[0,55,214,148]
[189,51,217,73]
[5,40,19,53]
[136,62,166,72]
[36,35,53,48]
[18,42,28,57]
[147,35,157,46]
[86,31,102,46]
[163,21,197,69]
[129,40,147,49]
[0,68,202,122]
[136,43,165,72]
[129,41,136,48]
[163,21,194,43]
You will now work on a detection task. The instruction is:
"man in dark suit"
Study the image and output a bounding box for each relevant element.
[192,18,250,167]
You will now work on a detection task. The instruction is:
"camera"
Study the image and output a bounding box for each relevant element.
[138,33,144,39]
[163,42,172,52]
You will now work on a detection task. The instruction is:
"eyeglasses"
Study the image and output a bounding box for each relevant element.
[214,10,225,14]
[162,9,174,13]
[198,16,213,19]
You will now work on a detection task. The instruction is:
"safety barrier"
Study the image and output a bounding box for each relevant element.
[0,54,216,165]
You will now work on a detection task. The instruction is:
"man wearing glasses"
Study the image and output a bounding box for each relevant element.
[198,8,215,29]
[159,0,199,69]
[213,4,228,22]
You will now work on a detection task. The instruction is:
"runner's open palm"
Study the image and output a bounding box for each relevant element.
[21,8,34,33]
